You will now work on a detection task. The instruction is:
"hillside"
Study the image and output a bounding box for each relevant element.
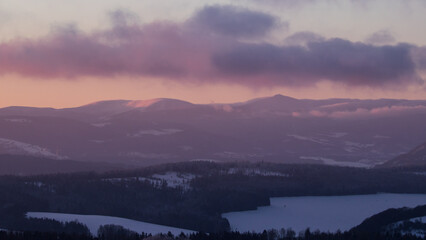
[381,142,426,168]
[0,161,425,233]
[352,205,426,236]
[0,155,125,175]
[1,95,426,169]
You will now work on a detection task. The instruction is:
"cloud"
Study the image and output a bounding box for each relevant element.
[189,5,280,38]
[284,31,325,46]
[245,0,317,8]
[108,9,140,27]
[411,46,426,71]
[0,6,423,89]
[364,30,396,45]
[212,39,422,87]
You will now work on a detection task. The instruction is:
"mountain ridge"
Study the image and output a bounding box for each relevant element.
[1,95,426,168]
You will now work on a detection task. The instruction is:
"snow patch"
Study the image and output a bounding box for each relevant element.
[323,132,347,138]
[26,212,194,236]
[103,172,196,190]
[4,118,32,123]
[130,129,183,137]
[150,172,196,190]
[214,152,261,159]
[387,216,426,238]
[0,138,68,160]
[287,135,329,145]
[91,122,111,127]
[189,158,220,163]
[345,141,375,148]
[124,152,174,159]
[300,156,372,168]
[343,141,375,153]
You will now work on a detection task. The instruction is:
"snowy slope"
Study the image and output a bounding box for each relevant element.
[0,138,68,160]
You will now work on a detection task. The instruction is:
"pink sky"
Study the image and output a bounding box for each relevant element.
[1,0,426,108]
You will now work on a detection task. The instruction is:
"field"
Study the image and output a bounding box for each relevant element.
[27,212,194,236]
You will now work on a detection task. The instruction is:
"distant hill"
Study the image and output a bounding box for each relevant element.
[0,155,125,175]
[1,95,426,168]
[381,142,426,168]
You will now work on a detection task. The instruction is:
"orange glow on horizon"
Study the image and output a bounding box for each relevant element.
[1,75,426,109]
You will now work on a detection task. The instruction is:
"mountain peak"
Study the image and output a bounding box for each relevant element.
[127,98,195,112]
[271,94,298,100]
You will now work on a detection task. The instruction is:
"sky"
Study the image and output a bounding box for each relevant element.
[1,0,426,108]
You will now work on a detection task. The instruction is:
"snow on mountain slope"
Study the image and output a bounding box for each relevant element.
[4,118,32,123]
[68,98,196,121]
[129,129,183,137]
[300,156,372,168]
[0,138,68,160]
[128,98,195,111]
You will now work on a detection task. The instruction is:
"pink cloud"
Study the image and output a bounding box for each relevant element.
[0,5,424,89]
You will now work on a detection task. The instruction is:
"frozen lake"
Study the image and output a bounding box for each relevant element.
[223,193,426,233]
[27,212,194,236]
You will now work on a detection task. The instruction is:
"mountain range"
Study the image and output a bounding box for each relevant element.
[1,94,426,168]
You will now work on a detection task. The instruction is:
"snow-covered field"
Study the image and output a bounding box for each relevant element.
[26,212,194,236]
[223,193,426,233]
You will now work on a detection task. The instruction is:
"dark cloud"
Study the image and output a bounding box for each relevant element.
[245,0,317,8]
[189,5,280,38]
[212,39,422,87]
[284,31,325,45]
[108,9,140,27]
[364,30,396,45]
[0,6,423,89]
[411,46,426,70]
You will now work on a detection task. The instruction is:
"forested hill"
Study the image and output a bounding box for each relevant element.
[0,162,425,233]
[352,205,426,234]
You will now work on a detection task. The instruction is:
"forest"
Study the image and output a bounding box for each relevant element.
[1,226,425,240]
[0,162,425,233]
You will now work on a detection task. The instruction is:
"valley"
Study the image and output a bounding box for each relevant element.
[0,162,425,234]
